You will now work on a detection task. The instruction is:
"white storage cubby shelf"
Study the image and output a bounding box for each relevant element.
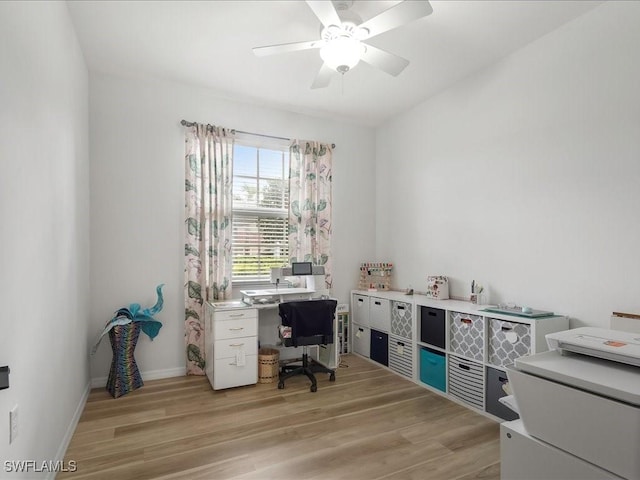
[350,290,569,422]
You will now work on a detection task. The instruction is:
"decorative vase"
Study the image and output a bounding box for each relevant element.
[106,322,143,398]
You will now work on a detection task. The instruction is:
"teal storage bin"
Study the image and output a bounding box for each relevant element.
[420,347,446,392]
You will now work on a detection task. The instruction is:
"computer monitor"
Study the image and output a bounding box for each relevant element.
[291,262,313,276]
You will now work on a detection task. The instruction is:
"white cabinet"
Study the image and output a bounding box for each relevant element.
[351,290,570,421]
[205,303,258,390]
[501,420,622,480]
[351,293,391,333]
[350,293,392,363]
[352,293,392,332]
[416,298,570,418]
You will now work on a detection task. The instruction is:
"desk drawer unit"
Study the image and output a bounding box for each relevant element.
[448,354,484,409]
[212,350,258,390]
[488,318,531,368]
[208,306,259,390]
[369,297,391,332]
[388,334,413,378]
[213,313,258,341]
[449,312,484,362]
[213,336,258,360]
[214,308,257,322]
[352,325,371,357]
[391,301,412,339]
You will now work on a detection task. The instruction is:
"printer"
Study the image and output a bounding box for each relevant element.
[501,327,640,480]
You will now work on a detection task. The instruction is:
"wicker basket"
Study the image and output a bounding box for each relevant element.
[258,347,280,384]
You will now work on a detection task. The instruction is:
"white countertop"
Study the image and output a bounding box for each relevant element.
[240,287,314,297]
[351,289,565,323]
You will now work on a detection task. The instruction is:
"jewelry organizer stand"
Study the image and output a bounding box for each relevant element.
[358,262,393,291]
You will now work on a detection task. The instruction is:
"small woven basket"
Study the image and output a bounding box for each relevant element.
[258,348,280,384]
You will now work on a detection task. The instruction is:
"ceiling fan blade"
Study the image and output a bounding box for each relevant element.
[360,44,410,77]
[359,0,433,39]
[253,40,323,57]
[311,63,334,89]
[305,0,342,28]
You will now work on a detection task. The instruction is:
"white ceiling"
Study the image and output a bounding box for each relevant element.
[67,0,602,127]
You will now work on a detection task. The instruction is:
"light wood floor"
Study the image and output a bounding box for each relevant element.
[61,354,500,480]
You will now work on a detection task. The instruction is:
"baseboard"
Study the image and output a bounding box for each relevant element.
[46,380,91,480]
[90,366,187,388]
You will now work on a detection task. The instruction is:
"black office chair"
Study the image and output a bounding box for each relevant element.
[277,299,337,392]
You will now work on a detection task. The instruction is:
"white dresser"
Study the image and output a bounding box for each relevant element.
[205,302,258,390]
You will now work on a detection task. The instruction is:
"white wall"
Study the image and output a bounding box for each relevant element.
[0,1,90,473]
[89,72,376,381]
[376,1,640,328]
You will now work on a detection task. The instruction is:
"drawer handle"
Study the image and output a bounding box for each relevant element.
[358,328,364,332]
[229,313,245,318]
[428,359,437,366]
[499,376,508,383]
[428,311,436,317]
[397,341,405,347]
[229,343,244,347]
[397,305,405,310]
[501,326,513,332]
[458,363,470,371]
[358,299,364,303]
[374,301,381,305]
[461,318,472,325]
[228,327,244,331]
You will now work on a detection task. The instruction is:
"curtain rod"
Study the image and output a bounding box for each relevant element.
[180,119,335,149]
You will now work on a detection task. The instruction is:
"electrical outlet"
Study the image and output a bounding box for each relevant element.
[9,405,18,444]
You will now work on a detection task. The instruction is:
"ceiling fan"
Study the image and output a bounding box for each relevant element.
[252,0,433,89]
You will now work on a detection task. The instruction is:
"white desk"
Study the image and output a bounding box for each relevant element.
[209,289,339,370]
[240,287,316,306]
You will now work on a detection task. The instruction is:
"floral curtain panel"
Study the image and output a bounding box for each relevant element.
[288,140,333,290]
[184,124,234,375]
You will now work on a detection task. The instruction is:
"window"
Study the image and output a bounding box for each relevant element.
[232,143,289,283]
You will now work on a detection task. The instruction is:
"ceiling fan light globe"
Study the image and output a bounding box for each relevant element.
[319,36,364,74]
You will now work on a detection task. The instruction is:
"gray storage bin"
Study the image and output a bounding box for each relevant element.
[488,318,531,368]
[389,334,413,379]
[486,366,519,421]
[448,354,484,409]
[391,301,412,339]
[449,312,484,362]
